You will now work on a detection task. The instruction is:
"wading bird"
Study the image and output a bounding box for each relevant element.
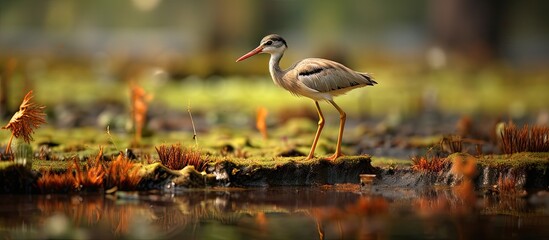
[236,34,377,160]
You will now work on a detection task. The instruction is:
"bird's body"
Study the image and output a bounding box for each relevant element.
[271,57,376,101]
[237,34,377,160]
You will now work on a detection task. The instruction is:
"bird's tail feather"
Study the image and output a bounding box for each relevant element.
[360,73,377,85]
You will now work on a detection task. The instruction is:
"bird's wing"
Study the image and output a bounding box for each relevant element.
[293,58,373,93]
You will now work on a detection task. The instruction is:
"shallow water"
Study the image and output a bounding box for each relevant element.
[1,185,548,239]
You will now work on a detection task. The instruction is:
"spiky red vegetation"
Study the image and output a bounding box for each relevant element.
[106,154,141,191]
[500,123,549,154]
[72,148,105,191]
[411,155,447,172]
[37,148,141,193]
[155,144,207,171]
[2,90,46,153]
[37,170,75,193]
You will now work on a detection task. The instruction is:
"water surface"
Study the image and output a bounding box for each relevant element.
[1,185,548,239]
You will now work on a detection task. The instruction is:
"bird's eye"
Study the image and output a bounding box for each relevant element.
[264,40,273,46]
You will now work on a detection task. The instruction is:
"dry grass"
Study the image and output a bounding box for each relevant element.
[2,90,46,154]
[500,122,549,154]
[155,143,207,171]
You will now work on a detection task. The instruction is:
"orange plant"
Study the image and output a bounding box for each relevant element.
[37,147,142,193]
[500,122,549,154]
[155,143,207,171]
[130,83,152,145]
[449,155,477,179]
[411,154,447,172]
[106,154,141,190]
[37,170,75,193]
[72,147,106,191]
[2,90,46,154]
[256,107,269,139]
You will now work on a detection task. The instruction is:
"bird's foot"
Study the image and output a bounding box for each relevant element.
[327,152,344,161]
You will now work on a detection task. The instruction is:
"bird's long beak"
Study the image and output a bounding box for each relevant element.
[236,46,263,62]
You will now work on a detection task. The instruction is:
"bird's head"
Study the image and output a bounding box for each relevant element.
[236,34,287,62]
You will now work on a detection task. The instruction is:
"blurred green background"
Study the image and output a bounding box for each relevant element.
[1,0,549,128]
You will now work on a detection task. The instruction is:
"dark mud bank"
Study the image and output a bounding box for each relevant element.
[1,155,548,193]
[213,156,379,187]
[210,155,549,191]
[376,163,549,191]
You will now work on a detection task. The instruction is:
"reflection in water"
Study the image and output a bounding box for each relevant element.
[0,186,548,239]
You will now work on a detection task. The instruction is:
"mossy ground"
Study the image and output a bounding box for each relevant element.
[0,124,379,173]
[2,126,547,174]
[2,70,549,176]
[476,152,549,170]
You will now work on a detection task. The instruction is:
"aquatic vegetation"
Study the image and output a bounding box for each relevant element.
[155,143,207,171]
[500,122,549,154]
[2,90,46,154]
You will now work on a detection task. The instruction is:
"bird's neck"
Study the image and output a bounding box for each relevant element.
[268,52,286,87]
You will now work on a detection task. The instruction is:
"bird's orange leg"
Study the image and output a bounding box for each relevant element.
[306,101,325,160]
[328,100,346,160]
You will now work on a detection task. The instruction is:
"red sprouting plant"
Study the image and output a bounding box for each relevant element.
[72,147,105,191]
[37,147,141,193]
[411,154,447,172]
[155,143,207,171]
[2,90,46,154]
[500,122,549,154]
[37,170,75,194]
[106,154,141,190]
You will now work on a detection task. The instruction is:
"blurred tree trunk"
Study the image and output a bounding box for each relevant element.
[429,0,509,64]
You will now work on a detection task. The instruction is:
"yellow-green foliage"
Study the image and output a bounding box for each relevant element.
[453,152,549,170]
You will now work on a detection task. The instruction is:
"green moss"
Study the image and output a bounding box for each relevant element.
[370,157,411,168]
[445,152,549,171]
[219,154,371,169]
[31,160,71,172]
[477,152,549,170]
